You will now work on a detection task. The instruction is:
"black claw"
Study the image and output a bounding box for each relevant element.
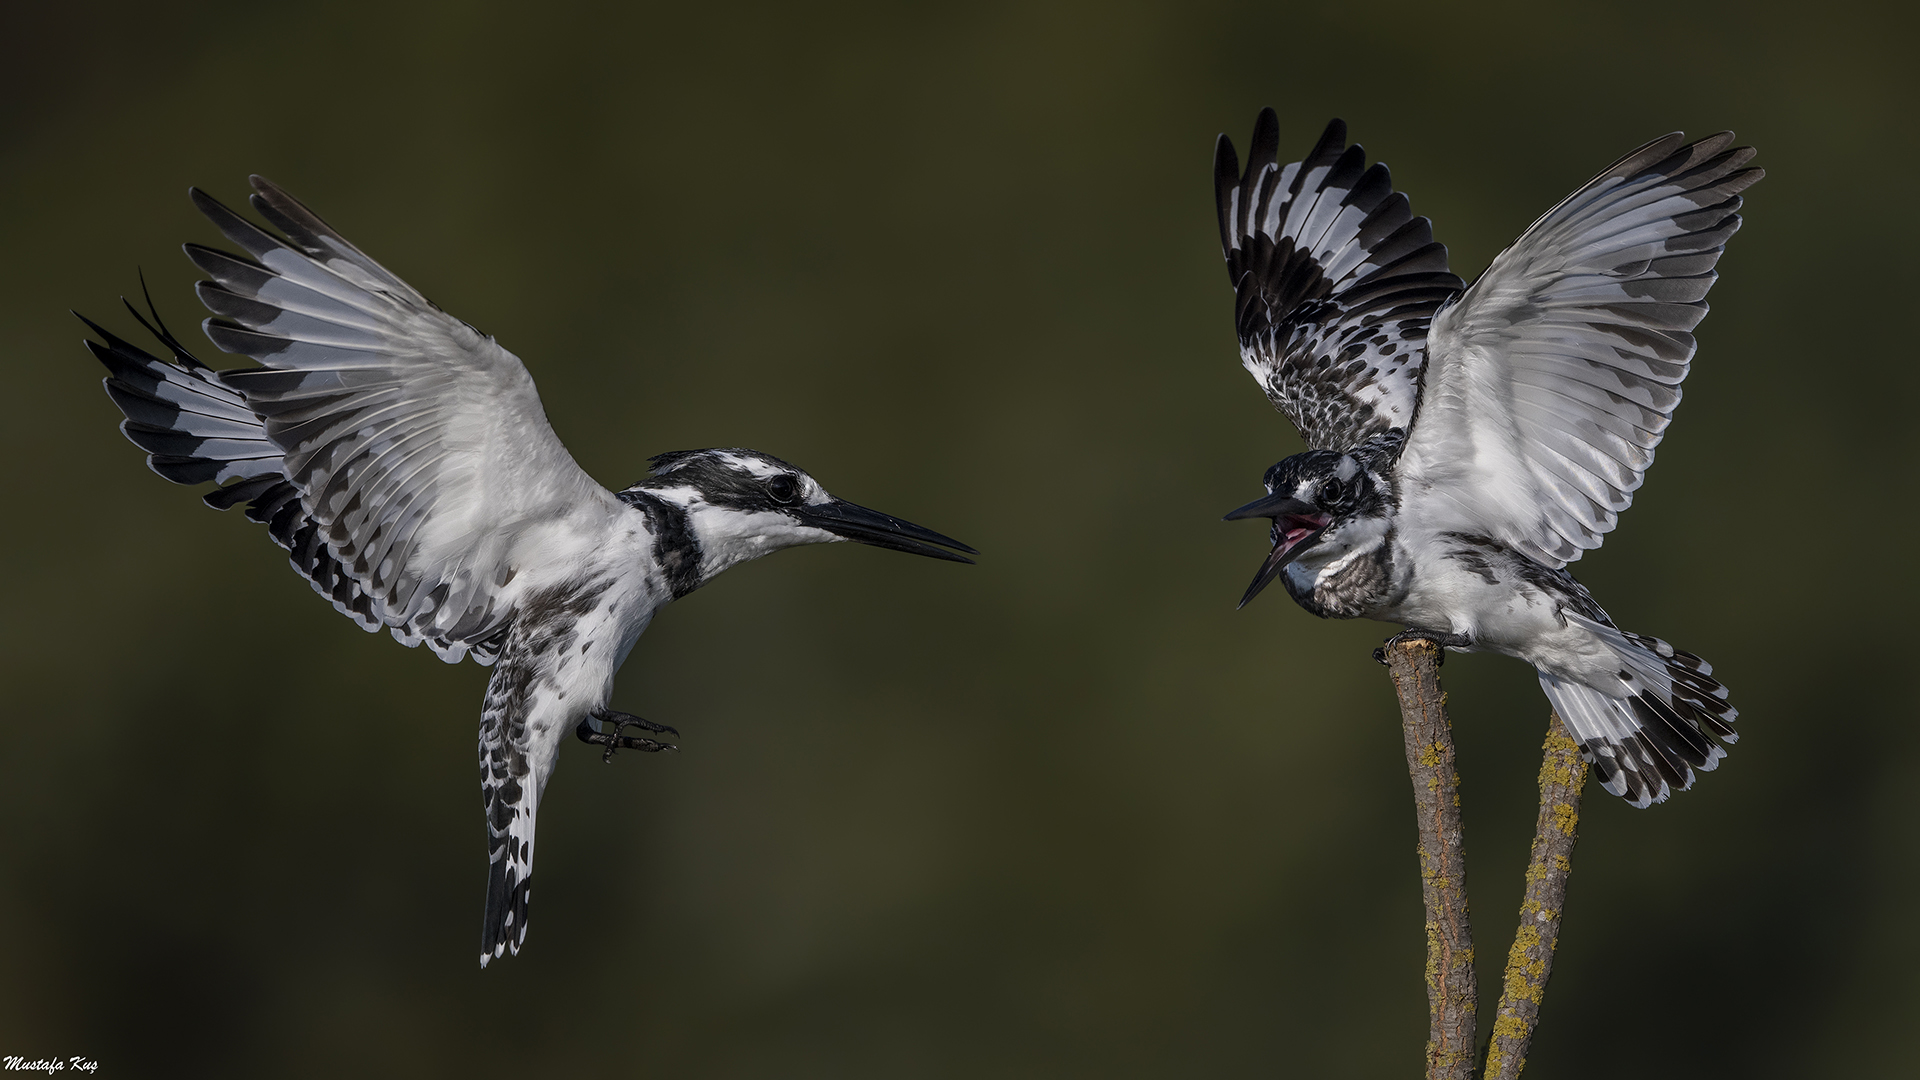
[575,711,679,762]
[1373,627,1472,666]
[592,707,678,737]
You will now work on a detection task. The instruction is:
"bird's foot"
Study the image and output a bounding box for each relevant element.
[1372,627,1472,666]
[592,707,679,737]
[576,709,679,762]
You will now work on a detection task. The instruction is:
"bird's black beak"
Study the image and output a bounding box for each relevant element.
[1223,492,1330,609]
[796,499,977,564]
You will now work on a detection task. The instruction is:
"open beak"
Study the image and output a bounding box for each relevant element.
[796,499,977,564]
[1223,492,1330,609]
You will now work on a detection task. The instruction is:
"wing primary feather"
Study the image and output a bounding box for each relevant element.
[93,176,620,669]
[1215,117,1464,448]
[1403,130,1760,567]
[1214,133,1242,258]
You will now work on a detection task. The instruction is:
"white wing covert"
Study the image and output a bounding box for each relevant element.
[1398,132,1763,567]
[1215,112,1465,451]
[187,177,622,662]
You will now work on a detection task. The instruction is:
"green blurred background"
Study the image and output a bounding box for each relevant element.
[2,1,1913,1075]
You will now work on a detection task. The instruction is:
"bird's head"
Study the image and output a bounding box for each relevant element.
[624,449,974,584]
[1223,449,1390,608]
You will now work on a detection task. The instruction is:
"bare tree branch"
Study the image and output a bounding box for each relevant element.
[1482,713,1588,1079]
[1382,637,1477,1080]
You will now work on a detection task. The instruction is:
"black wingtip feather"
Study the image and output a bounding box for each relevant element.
[1248,108,1281,173]
[248,175,332,256]
[190,185,291,259]
[249,174,364,266]
[1214,132,1240,186]
[122,273,210,371]
[1324,142,1368,193]
[1214,133,1241,258]
[1306,117,1348,167]
[187,186,229,224]
[1346,162,1393,213]
[73,309,118,346]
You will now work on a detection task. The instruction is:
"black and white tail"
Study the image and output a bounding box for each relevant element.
[1540,615,1738,808]
[477,645,540,968]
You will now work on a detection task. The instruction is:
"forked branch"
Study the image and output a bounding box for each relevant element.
[1381,638,1590,1079]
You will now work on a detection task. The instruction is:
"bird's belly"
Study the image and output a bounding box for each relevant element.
[560,579,660,705]
[505,572,664,782]
[1378,558,1564,653]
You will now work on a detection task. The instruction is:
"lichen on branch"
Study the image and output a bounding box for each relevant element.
[1382,638,1477,1080]
[1482,714,1587,1080]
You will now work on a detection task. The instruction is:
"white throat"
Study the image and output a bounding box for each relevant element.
[1285,513,1390,589]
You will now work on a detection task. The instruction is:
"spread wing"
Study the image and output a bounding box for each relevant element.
[85,301,398,641]
[160,176,617,661]
[1215,111,1464,451]
[1397,132,1763,568]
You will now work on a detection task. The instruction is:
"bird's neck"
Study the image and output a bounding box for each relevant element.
[619,485,826,591]
[615,488,707,598]
[1283,512,1395,619]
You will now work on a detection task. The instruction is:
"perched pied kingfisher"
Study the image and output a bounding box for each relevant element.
[1215,112,1759,807]
[82,177,975,966]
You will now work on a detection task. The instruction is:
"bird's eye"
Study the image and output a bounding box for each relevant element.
[1319,479,1346,505]
[765,474,799,504]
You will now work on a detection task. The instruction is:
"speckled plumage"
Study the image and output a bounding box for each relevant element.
[1218,114,1757,807]
[1215,114,1463,452]
[85,177,974,967]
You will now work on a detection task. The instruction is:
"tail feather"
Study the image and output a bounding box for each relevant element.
[479,803,535,969]
[1541,617,1738,808]
[1612,625,1740,746]
[478,646,540,968]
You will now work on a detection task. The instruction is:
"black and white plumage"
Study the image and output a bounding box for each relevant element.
[84,177,975,966]
[1216,112,1758,807]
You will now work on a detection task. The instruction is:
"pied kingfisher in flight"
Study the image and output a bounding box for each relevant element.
[1215,112,1759,807]
[83,177,975,966]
